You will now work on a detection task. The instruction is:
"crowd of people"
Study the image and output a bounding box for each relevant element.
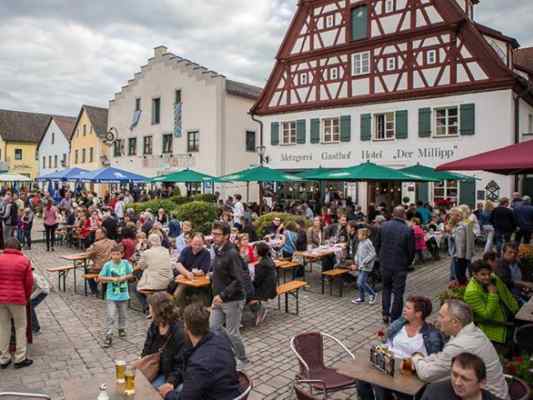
[0,184,531,399]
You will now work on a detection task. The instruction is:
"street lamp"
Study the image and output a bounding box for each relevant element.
[255,145,266,166]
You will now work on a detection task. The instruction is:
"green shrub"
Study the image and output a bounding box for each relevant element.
[255,212,309,238]
[175,201,217,235]
[192,193,217,203]
[130,199,176,214]
[171,196,194,206]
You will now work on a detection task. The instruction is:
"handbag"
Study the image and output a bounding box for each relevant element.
[132,334,171,382]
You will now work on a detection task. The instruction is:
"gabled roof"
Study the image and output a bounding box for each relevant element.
[226,80,262,100]
[83,105,108,137]
[37,115,77,151]
[474,23,520,49]
[0,109,72,143]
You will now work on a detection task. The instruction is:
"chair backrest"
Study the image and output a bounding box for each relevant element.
[294,385,321,400]
[505,375,531,400]
[233,371,252,400]
[291,332,326,377]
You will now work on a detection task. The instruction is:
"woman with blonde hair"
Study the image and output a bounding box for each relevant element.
[447,207,470,285]
[480,201,495,253]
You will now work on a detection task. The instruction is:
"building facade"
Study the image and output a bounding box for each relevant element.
[251,0,533,207]
[0,109,73,179]
[37,116,76,177]
[107,46,262,195]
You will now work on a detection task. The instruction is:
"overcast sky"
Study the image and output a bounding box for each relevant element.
[1,0,531,117]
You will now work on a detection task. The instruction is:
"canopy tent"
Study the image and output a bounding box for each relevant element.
[218,166,302,183]
[149,168,216,184]
[36,167,89,182]
[399,164,476,182]
[311,161,440,182]
[71,167,147,183]
[296,167,336,180]
[0,173,32,182]
[436,140,533,175]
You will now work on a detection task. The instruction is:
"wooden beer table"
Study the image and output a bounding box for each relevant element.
[63,371,160,400]
[335,354,426,398]
[275,260,301,283]
[516,297,533,322]
[60,252,91,294]
[175,274,210,288]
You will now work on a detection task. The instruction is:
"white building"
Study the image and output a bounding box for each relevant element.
[37,116,76,177]
[108,46,263,197]
[251,0,533,208]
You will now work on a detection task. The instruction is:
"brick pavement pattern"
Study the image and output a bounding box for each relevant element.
[0,243,451,399]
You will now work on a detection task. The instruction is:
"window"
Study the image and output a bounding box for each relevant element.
[175,90,182,104]
[62,153,67,167]
[435,106,459,137]
[83,124,87,136]
[143,136,153,155]
[162,134,173,154]
[42,156,46,168]
[374,112,396,140]
[325,14,334,28]
[281,121,297,145]
[152,98,161,125]
[386,57,396,71]
[299,72,309,86]
[135,98,141,112]
[245,131,256,152]
[14,149,22,160]
[75,150,79,164]
[434,180,458,203]
[187,131,200,152]
[114,141,122,157]
[89,147,94,163]
[385,0,395,13]
[54,155,58,168]
[82,148,86,163]
[351,5,369,40]
[329,67,339,80]
[426,49,437,65]
[128,138,137,156]
[48,155,52,168]
[352,51,371,75]
[322,118,340,143]
[51,132,55,145]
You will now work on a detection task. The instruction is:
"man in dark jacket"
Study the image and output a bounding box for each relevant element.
[489,198,516,254]
[163,304,242,400]
[514,196,533,244]
[209,221,248,368]
[376,206,415,323]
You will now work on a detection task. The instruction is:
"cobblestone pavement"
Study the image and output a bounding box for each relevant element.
[0,243,450,400]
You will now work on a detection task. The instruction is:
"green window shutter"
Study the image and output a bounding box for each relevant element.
[416,182,429,204]
[351,5,368,41]
[271,122,279,145]
[418,108,432,138]
[459,180,476,208]
[395,110,408,139]
[340,115,351,142]
[460,104,475,135]
[310,119,320,144]
[361,114,371,141]
[296,119,306,144]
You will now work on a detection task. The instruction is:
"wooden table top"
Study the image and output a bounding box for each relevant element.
[335,355,425,396]
[516,297,533,322]
[62,371,161,400]
[61,253,91,261]
[295,244,345,259]
[175,274,210,288]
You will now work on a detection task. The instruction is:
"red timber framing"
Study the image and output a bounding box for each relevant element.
[252,0,526,116]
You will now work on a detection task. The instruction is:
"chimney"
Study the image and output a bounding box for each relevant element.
[154,45,168,58]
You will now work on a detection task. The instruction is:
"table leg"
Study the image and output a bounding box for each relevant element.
[285,292,289,313]
[321,275,325,295]
[296,290,299,315]
[329,277,333,296]
[339,278,343,297]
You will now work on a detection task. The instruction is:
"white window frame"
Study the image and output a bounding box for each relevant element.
[281,121,297,145]
[329,66,339,80]
[321,117,340,144]
[433,180,458,204]
[434,106,459,138]
[299,72,308,86]
[325,14,335,29]
[386,57,396,71]
[426,49,437,65]
[352,51,371,76]
[385,0,395,13]
[373,112,396,141]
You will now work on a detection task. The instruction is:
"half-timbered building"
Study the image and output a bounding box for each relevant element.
[252,0,533,207]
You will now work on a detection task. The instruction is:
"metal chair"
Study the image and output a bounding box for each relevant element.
[505,374,530,400]
[290,332,356,395]
[233,371,253,400]
[0,393,51,399]
[513,324,533,354]
[294,380,327,400]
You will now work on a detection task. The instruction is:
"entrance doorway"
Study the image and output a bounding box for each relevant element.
[368,181,402,210]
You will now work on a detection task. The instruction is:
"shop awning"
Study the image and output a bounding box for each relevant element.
[400,164,477,182]
[36,167,89,182]
[149,168,216,184]
[218,166,302,183]
[73,167,147,183]
[436,140,533,175]
[313,161,439,182]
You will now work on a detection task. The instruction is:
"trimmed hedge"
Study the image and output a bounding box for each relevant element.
[255,212,309,238]
[130,199,176,214]
[175,201,218,235]
[192,193,217,203]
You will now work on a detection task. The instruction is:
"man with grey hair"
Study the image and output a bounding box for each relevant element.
[375,205,415,323]
[411,300,509,400]
[514,195,532,244]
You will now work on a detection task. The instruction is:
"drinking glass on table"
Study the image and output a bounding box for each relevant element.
[124,366,136,395]
[115,360,126,383]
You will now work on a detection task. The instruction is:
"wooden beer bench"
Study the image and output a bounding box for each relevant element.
[321,268,350,297]
[276,261,301,283]
[46,265,77,292]
[277,280,307,315]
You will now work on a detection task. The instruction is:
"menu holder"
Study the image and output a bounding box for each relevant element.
[369,345,395,377]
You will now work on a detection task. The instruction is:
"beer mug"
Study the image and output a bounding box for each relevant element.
[400,358,413,375]
[124,367,136,395]
[115,360,126,384]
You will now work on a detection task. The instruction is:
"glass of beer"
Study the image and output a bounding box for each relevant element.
[115,360,126,384]
[124,366,136,395]
[400,358,413,375]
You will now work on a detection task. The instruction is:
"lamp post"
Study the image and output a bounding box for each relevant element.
[255,145,267,214]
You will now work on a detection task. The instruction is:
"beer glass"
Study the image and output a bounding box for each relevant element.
[400,358,413,375]
[115,360,126,384]
[124,367,136,395]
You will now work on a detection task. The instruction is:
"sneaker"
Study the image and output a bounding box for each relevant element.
[255,307,268,327]
[118,329,126,338]
[0,360,11,369]
[368,295,376,305]
[14,359,33,369]
[103,336,112,348]
[351,297,364,304]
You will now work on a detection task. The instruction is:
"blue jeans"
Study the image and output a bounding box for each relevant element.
[357,271,376,301]
[30,292,48,332]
